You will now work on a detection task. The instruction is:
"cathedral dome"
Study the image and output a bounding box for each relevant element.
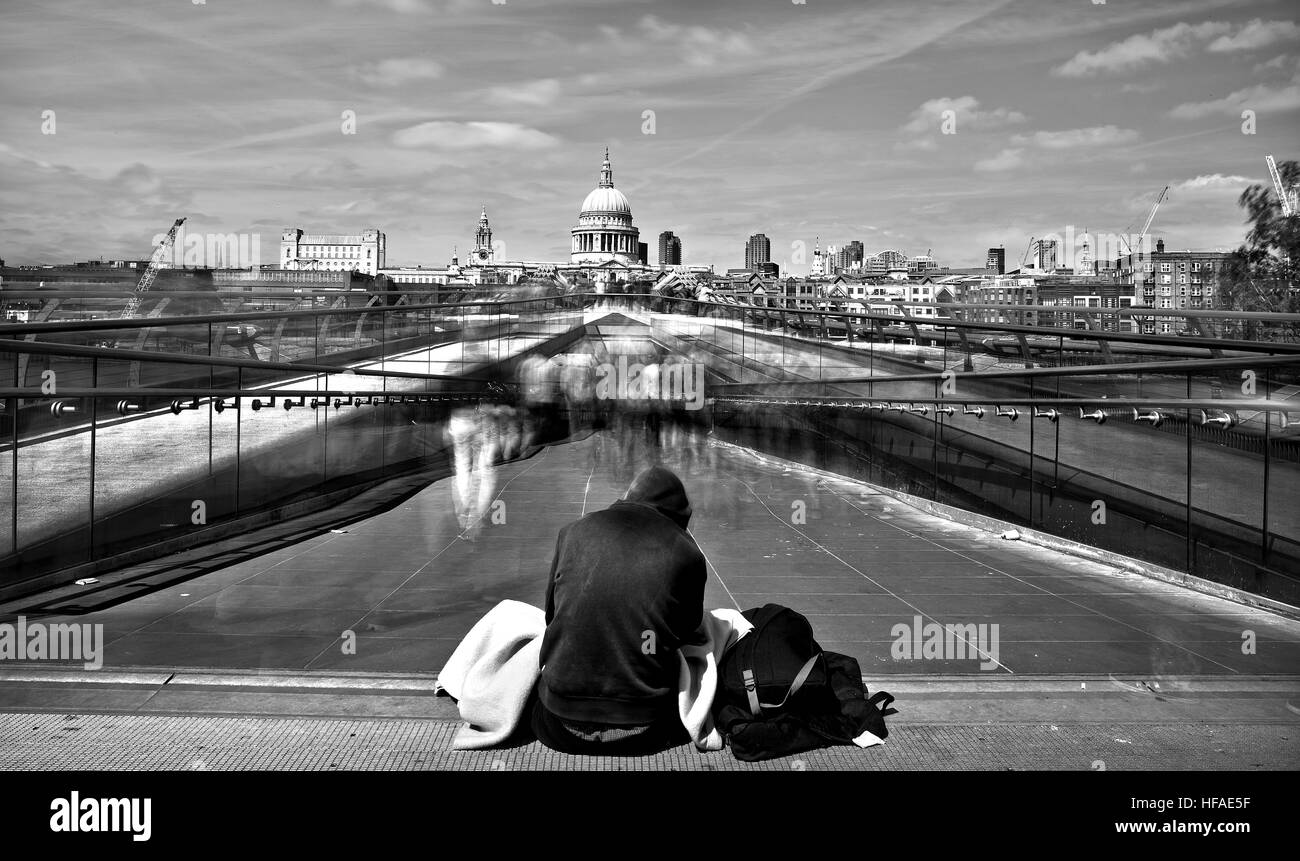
[578,148,631,217]
[570,148,640,267]
[580,185,631,216]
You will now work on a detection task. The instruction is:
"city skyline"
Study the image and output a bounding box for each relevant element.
[1,0,1297,271]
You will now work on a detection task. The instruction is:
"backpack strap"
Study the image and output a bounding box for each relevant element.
[746,654,821,717]
[742,669,761,718]
[868,690,898,717]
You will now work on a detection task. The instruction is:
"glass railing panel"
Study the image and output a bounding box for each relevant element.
[235,371,328,513]
[1187,400,1268,589]
[14,361,93,581]
[0,395,15,561]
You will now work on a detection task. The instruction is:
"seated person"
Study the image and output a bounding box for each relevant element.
[532,466,706,754]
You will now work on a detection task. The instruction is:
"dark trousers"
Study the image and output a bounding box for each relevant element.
[528,694,689,756]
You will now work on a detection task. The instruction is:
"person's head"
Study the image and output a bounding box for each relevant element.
[622,466,692,530]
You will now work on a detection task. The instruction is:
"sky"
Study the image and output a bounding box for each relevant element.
[1,0,1298,272]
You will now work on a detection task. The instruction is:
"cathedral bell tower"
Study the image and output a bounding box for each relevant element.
[472,205,494,265]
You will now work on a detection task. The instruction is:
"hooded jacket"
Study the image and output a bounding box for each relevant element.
[538,466,707,726]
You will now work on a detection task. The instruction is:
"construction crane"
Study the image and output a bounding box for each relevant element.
[1020,236,1035,270]
[121,217,185,320]
[1121,186,1168,256]
[1266,154,1296,217]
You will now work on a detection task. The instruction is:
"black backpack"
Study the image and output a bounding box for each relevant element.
[714,604,897,762]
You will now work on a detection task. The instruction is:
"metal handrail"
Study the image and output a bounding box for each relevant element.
[0,294,583,335]
[3,291,1297,357]
[709,353,1300,388]
[0,337,489,382]
[709,395,1295,412]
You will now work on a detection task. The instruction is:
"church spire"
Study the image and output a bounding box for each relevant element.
[599,147,613,188]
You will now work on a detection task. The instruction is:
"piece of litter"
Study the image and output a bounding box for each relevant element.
[74,578,98,586]
[1114,739,1131,744]
[1050,725,1059,731]
[852,729,884,748]
[180,593,190,597]
[330,529,349,534]
[1000,529,1021,540]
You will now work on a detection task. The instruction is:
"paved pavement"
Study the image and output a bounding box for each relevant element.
[5,427,1299,676]
[1,705,1294,770]
[1,425,1298,769]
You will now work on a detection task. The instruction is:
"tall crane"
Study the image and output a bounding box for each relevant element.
[121,217,185,320]
[1266,154,1296,217]
[1122,186,1168,256]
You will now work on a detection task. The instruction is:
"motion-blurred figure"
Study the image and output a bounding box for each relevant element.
[560,353,597,435]
[518,354,561,450]
[494,402,522,462]
[445,401,501,539]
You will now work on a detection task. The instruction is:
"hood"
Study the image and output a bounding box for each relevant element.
[618,466,692,530]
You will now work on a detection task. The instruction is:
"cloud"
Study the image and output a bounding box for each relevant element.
[320,200,365,215]
[1171,174,1252,192]
[1011,125,1140,149]
[634,15,755,68]
[332,0,435,13]
[0,142,57,172]
[110,163,164,196]
[899,96,1026,136]
[1207,19,1300,53]
[356,57,443,86]
[488,79,561,107]
[974,148,1025,173]
[1254,54,1294,74]
[391,121,561,150]
[1168,73,1300,118]
[1053,21,1231,77]
[1120,81,1163,94]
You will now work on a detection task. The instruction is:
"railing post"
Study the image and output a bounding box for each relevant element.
[88,357,97,557]
[9,380,16,556]
[1185,373,1193,575]
[1262,367,1271,567]
[235,365,242,515]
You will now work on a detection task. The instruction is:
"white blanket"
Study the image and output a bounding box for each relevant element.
[435,599,752,751]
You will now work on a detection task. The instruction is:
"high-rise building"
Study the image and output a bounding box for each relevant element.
[659,231,682,266]
[1031,238,1059,272]
[828,245,846,273]
[986,246,1005,274]
[844,241,864,270]
[745,233,771,271]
